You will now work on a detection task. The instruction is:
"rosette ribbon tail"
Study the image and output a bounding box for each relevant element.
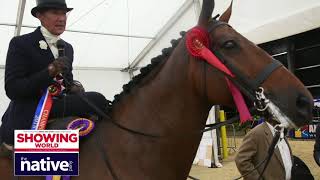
[200,47,252,123]
[185,27,252,123]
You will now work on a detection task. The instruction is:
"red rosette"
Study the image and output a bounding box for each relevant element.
[185,26,210,58]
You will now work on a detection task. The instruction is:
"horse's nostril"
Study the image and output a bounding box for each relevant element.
[296,94,311,109]
[295,94,313,126]
[296,95,310,108]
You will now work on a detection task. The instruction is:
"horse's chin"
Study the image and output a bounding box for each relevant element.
[271,100,312,129]
[293,102,313,127]
[290,111,313,128]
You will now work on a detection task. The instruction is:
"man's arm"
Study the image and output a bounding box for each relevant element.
[63,43,74,89]
[235,130,261,180]
[5,37,53,100]
[68,80,85,94]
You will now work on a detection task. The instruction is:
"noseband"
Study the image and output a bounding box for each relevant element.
[205,21,298,130]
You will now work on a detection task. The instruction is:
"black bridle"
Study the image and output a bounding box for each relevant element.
[206,20,283,103]
[205,20,285,180]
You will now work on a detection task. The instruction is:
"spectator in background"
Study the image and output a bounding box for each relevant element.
[235,118,292,180]
[314,123,320,166]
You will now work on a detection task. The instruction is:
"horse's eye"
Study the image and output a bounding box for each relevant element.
[222,40,236,49]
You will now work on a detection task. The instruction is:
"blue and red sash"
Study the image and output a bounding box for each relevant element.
[31,89,53,130]
[32,78,64,130]
[31,77,68,180]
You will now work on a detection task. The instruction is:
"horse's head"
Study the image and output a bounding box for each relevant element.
[190,0,313,128]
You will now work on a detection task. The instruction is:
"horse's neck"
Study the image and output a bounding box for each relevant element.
[113,44,209,133]
[104,45,211,179]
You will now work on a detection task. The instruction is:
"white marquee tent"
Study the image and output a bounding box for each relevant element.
[1,0,320,119]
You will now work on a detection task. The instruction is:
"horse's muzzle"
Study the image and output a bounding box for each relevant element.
[294,93,313,127]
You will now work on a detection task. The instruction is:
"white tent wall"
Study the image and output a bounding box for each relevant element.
[133,0,200,69]
[72,68,130,101]
[233,0,320,44]
[241,4,320,44]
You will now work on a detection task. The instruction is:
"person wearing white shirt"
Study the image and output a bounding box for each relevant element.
[235,118,293,180]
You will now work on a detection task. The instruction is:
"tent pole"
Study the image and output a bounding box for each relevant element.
[14,0,26,36]
[128,0,194,69]
[286,38,296,73]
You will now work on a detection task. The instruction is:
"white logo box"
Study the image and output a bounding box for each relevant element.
[14,130,79,152]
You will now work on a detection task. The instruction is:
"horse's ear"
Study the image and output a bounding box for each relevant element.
[198,0,215,26]
[219,0,233,23]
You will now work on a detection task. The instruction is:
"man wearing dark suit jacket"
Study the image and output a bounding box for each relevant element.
[314,123,320,166]
[0,0,108,147]
[235,119,293,180]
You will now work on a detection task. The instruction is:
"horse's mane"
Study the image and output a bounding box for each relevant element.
[106,31,186,112]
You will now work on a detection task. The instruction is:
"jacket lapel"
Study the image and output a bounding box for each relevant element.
[263,122,285,169]
[32,27,55,63]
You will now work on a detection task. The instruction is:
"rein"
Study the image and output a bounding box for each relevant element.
[72,91,257,180]
[76,88,256,137]
[73,91,257,180]
[85,94,277,180]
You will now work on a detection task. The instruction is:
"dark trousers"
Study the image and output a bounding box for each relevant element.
[50,91,108,119]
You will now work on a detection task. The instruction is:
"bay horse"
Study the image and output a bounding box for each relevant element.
[0,0,313,179]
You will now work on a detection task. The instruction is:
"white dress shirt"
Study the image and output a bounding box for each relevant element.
[266,122,292,180]
[40,26,60,59]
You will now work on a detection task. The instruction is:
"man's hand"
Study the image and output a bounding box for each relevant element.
[69,80,85,94]
[48,56,72,77]
[69,85,85,94]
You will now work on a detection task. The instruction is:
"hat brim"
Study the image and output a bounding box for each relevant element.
[31,6,73,17]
